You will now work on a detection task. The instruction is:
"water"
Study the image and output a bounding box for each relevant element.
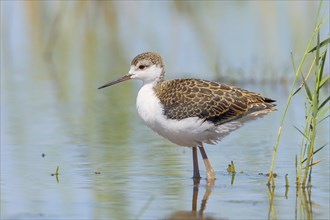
[1,1,329,219]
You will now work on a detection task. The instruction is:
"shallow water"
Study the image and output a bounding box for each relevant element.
[1,1,329,219]
[2,76,329,219]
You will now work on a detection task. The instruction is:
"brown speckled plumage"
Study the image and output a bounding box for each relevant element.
[154,78,276,125]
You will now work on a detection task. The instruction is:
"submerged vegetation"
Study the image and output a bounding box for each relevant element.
[226,161,236,173]
[267,1,329,187]
[51,166,60,183]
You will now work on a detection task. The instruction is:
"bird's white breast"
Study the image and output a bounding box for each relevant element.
[136,82,242,147]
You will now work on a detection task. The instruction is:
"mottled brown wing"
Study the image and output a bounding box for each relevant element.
[154,78,275,125]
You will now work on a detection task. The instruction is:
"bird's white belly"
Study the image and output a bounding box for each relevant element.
[136,83,241,147]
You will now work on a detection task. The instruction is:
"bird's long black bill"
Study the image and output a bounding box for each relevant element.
[98,74,132,89]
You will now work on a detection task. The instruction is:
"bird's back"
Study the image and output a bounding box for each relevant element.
[154,78,276,125]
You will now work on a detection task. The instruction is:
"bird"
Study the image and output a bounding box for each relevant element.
[98,52,276,181]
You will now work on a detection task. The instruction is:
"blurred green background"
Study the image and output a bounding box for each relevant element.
[2,1,329,85]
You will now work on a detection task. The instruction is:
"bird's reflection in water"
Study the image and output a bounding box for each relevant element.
[167,178,222,220]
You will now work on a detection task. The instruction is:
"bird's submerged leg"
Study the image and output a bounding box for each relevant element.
[199,146,215,181]
[192,147,201,179]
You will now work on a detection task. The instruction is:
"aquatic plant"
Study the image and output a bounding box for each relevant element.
[51,166,60,183]
[267,1,329,187]
[296,33,329,187]
[226,161,236,173]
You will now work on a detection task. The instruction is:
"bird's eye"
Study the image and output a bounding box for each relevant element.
[138,65,147,70]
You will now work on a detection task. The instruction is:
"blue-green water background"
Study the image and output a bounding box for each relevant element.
[1,1,329,219]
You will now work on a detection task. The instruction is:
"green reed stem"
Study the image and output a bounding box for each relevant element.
[267,8,327,186]
[301,32,329,187]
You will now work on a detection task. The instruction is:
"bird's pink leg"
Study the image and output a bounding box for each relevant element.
[199,146,215,181]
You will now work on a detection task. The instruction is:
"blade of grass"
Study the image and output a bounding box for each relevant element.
[308,36,330,53]
[316,105,330,119]
[318,95,330,111]
[319,74,329,88]
[293,125,309,139]
[318,50,327,83]
[293,58,315,96]
[315,32,320,68]
[317,114,330,124]
[301,144,327,164]
[301,73,313,102]
[303,160,321,169]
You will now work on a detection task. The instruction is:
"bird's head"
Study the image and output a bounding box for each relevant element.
[98,52,165,89]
